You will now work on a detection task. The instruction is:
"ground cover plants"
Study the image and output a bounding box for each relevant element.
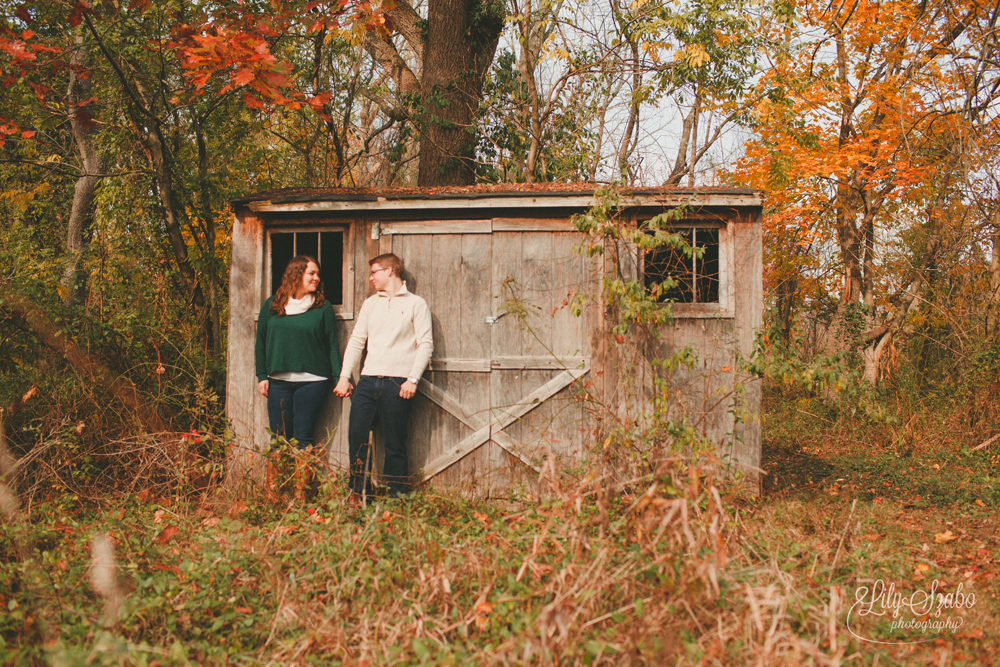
[3,373,1000,666]
[1,441,735,665]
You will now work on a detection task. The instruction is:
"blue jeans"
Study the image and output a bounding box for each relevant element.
[267,379,328,448]
[348,376,413,496]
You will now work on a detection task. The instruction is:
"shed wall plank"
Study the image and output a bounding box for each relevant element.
[521,231,553,355]
[517,233,568,458]
[490,232,526,489]
[493,218,578,231]
[730,215,763,492]
[383,220,491,234]
[226,211,265,490]
[449,234,495,493]
[428,235,463,475]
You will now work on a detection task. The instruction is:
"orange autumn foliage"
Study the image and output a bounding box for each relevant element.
[734,0,992,314]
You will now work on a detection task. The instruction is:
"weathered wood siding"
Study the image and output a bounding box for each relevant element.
[488,228,592,491]
[730,212,763,491]
[592,209,762,492]
[225,211,265,490]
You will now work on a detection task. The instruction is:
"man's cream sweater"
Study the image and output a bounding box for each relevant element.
[340,284,433,381]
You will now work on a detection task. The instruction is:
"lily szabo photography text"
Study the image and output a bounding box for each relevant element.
[848,579,977,644]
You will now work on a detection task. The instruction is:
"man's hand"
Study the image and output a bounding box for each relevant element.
[334,377,353,397]
[399,380,417,399]
[258,380,269,397]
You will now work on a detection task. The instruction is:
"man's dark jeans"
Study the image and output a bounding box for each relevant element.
[348,375,413,496]
[266,378,328,447]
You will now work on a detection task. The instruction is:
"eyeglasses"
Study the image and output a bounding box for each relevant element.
[369,266,389,276]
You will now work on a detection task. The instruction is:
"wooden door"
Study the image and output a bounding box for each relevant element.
[387,223,591,494]
[488,230,591,489]
[388,228,495,493]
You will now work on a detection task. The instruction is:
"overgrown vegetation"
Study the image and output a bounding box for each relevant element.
[3,377,999,665]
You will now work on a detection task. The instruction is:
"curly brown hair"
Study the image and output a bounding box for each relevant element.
[271,255,326,315]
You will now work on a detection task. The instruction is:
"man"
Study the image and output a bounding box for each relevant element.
[334,253,433,499]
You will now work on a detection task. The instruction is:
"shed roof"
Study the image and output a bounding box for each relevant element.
[232,184,762,214]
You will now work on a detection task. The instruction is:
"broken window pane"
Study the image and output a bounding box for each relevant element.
[643,227,719,304]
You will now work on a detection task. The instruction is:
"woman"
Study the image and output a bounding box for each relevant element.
[255,255,341,499]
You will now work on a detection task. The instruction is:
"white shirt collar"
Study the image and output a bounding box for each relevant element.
[377,281,410,298]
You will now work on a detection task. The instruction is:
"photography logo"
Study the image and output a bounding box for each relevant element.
[847,579,976,645]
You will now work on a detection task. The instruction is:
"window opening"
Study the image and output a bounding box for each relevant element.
[270,230,344,306]
[644,227,719,303]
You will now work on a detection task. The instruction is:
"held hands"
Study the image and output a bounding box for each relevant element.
[334,377,353,397]
[332,377,416,398]
[258,380,269,397]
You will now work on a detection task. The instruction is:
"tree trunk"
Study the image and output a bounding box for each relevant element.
[988,207,1000,340]
[125,68,213,352]
[666,107,695,185]
[61,29,102,308]
[858,163,952,381]
[518,0,544,182]
[193,115,222,356]
[616,38,641,184]
[417,0,503,185]
[84,14,213,352]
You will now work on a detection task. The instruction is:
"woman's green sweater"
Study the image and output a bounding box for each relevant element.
[255,297,342,382]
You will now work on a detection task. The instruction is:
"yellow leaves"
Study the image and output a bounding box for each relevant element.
[1,184,50,215]
[934,530,958,543]
[674,43,711,68]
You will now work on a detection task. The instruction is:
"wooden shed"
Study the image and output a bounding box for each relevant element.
[226,185,763,494]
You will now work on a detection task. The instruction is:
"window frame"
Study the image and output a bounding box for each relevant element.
[637,218,735,319]
[264,224,356,320]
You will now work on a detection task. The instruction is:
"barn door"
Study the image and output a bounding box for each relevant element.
[385,223,590,492]
[488,229,590,487]
[387,227,495,490]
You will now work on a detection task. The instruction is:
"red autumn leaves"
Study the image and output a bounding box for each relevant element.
[164,1,381,114]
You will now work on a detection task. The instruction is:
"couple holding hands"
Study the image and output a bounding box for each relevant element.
[254,253,432,502]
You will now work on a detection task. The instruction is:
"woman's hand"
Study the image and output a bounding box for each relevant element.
[334,377,353,397]
[258,380,269,397]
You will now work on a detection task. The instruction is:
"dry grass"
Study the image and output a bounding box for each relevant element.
[2,387,1000,665]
